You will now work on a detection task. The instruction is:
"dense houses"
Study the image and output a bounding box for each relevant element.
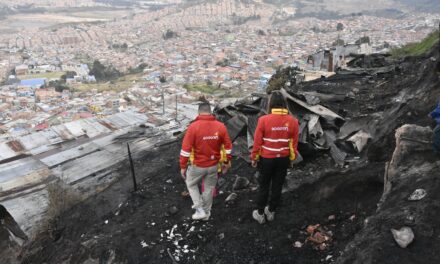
[0,0,438,142]
[0,67,200,141]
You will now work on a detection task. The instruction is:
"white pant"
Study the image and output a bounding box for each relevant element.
[185,165,218,212]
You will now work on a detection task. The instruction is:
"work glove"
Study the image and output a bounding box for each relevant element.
[290,152,303,168]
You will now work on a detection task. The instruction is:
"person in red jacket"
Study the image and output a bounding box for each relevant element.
[180,102,232,220]
[250,91,299,224]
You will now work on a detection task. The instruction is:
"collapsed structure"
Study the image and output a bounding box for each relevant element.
[216,87,369,166]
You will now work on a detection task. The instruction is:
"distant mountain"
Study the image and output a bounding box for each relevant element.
[395,0,440,13]
[262,0,440,16]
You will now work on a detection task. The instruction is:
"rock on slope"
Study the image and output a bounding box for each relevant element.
[337,124,440,264]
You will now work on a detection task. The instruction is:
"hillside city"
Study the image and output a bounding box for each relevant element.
[0,0,438,141]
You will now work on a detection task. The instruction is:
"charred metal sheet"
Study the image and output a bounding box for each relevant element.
[280,88,345,126]
[247,115,259,139]
[325,131,347,166]
[298,121,308,143]
[304,93,321,105]
[301,91,346,104]
[215,88,352,165]
[231,136,250,163]
[259,97,268,114]
[347,130,371,153]
[222,107,239,119]
[306,114,323,140]
[329,142,347,166]
[235,104,261,114]
[286,100,309,118]
[313,136,328,149]
[338,116,378,140]
[225,115,246,141]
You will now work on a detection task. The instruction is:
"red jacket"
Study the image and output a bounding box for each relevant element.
[180,115,232,169]
[251,108,299,161]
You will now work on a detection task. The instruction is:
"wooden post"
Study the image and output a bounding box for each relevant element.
[127,143,137,191]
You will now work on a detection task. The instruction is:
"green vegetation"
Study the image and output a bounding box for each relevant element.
[231,14,261,26]
[266,66,301,94]
[355,36,371,45]
[391,31,439,58]
[53,83,70,93]
[336,22,344,31]
[89,60,121,82]
[333,38,345,46]
[111,43,128,52]
[216,58,230,67]
[183,83,220,94]
[163,29,178,40]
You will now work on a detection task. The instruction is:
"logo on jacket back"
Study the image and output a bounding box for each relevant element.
[203,132,219,140]
[272,127,288,131]
[271,123,289,131]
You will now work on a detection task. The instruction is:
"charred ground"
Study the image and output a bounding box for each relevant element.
[19,141,384,264]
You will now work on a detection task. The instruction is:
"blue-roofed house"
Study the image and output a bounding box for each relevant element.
[20,78,47,89]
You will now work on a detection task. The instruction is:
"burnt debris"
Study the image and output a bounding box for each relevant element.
[215,87,370,166]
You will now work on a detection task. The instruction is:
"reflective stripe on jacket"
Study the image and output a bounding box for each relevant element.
[251,108,299,161]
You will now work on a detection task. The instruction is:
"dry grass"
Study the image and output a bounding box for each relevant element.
[74,73,143,92]
[20,72,65,80]
[45,180,83,222]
